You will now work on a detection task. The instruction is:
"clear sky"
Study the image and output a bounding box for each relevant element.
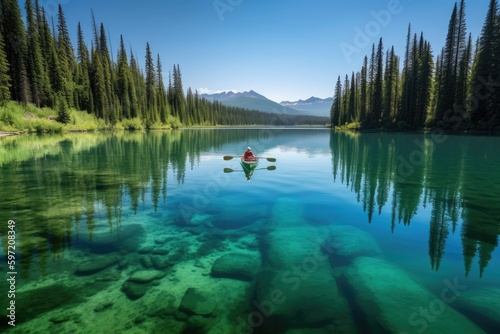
[40,0,491,102]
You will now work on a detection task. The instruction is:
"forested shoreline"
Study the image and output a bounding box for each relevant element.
[0,0,327,133]
[330,0,500,131]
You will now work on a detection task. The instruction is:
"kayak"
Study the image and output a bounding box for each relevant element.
[241,156,259,173]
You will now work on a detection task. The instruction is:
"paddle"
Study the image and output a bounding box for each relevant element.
[223,155,276,163]
[224,166,276,173]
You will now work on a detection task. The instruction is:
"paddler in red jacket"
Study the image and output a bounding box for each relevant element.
[243,147,256,161]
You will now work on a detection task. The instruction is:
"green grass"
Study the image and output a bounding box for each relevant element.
[0,101,180,133]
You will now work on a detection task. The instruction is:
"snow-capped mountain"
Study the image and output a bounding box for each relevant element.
[280,97,333,117]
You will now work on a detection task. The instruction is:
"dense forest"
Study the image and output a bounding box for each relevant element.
[330,0,500,130]
[0,0,327,130]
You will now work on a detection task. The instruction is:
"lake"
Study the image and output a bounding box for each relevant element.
[1,128,499,333]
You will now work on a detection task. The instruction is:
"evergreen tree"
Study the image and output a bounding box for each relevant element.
[0,0,29,103]
[0,31,11,105]
[145,42,158,126]
[56,94,70,124]
[348,71,356,122]
[172,64,186,124]
[371,38,384,127]
[436,3,458,127]
[75,22,92,112]
[383,46,399,126]
[156,54,169,123]
[90,48,108,120]
[331,76,342,126]
[400,24,413,126]
[470,0,499,127]
[360,56,368,123]
[56,4,74,107]
[25,0,50,107]
[116,35,132,118]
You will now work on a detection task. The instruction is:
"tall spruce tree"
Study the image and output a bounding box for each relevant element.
[25,0,50,107]
[75,22,92,112]
[56,4,74,107]
[371,38,384,127]
[470,0,499,127]
[331,76,342,126]
[1,0,29,103]
[156,54,169,123]
[145,42,158,126]
[0,31,11,105]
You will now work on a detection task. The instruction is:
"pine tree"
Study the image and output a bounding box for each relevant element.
[400,24,413,126]
[331,76,342,126]
[1,0,30,103]
[436,3,458,127]
[56,94,70,124]
[470,0,499,127]
[156,54,169,123]
[172,64,186,124]
[371,38,384,127]
[360,56,368,124]
[383,46,399,126]
[57,4,75,107]
[25,0,50,107]
[348,71,356,122]
[116,35,132,118]
[75,22,92,112]
[145,42,158,126]
[0,31,11,105]
[90,48,108,120]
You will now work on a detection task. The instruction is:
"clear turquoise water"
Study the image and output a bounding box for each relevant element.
[0,129,499,333]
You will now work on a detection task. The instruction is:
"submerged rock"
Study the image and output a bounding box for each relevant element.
[213,204,267,229]
[456,288,500,328]
[328,225,381,259]
[179,288,214,316]
[150,255,172,270]
[121,281,149,300]
[75,255,120,275]
[94,301,113,312]
[182,315,210,334]
[254,269,354,331]
[211,253,260,281]
[75,224,145,253]
[138,245,154,254]
[344,257,485,334]
[128,270,166,283]
[255,225,356,331]
[140,255,154,268]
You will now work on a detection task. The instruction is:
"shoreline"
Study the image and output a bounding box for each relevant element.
[0,131,23,138]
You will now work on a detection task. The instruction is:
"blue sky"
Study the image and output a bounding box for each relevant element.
[38,0,490,102]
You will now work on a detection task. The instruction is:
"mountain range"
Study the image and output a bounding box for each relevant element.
[200,90,332,117]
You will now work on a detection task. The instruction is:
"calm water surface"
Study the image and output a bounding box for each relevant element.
[0,129,499,333]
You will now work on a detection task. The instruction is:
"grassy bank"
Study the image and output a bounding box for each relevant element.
[0,101,174,134]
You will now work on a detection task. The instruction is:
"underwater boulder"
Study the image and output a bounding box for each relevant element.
[213,204,268,229]
[265,226,333,271]
[328,225,381,259]
[179,288,214,316]
[74,255,120,275]
[128,270,166,283]
[211,253,260,281]
[75,224,145,253]
[344,257,485,334]
[121,281,149,300]
[254,270,355,331]
[456,288,500,329]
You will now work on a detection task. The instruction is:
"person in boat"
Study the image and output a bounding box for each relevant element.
[243,147,257,161]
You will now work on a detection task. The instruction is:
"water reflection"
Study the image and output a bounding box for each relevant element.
[330,131,500,277]
[0,129,268,278]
